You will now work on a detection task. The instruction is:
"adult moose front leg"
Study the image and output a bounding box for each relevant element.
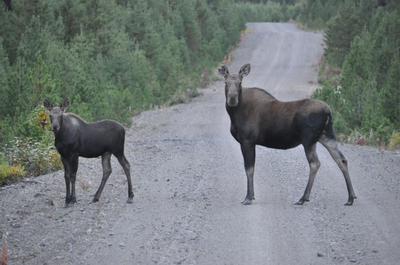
[241,142,256,205]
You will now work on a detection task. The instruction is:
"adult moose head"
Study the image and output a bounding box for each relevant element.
[219,64,356,206]
[44,98,134,206]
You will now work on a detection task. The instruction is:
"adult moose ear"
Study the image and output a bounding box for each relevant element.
[239,63,251,80]
[43,98,53,111]
[218,65,229,79]
[60,97,69,112]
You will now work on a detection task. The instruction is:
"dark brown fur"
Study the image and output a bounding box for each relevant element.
[219,64,356,206]
[44,98,134,205]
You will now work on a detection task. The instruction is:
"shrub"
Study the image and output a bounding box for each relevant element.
[0,164,26,185]
[388,132,400,150]
[4,137,62,177]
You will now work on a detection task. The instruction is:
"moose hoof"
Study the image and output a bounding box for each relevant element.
[295,198,309,205]
[241,198,253,205]
[65,196,77,207]
[127,197,134,204]
[92,197,99,203]
[344,197,356,206]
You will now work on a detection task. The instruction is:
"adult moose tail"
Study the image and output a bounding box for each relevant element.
[322,109,336,140]
[1,233,8,265]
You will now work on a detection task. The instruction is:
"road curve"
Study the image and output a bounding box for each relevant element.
[1,23,400,265]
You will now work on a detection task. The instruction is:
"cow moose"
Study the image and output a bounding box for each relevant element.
[219,64,356,206]
[44,98,134,205]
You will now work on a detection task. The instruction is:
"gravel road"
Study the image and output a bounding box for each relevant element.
[1,22,400,265]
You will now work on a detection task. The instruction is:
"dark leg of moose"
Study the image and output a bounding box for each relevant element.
[93,152,112,202]
[241,142,256,205]
[61,157,71,205]
[296,143,321,205]
[69,155,79,204]
[319,135,356,205]
[116,155,134,203]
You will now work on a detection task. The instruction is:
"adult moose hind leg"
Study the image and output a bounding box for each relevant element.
[295,143,320,205]
[240,142,256,205]
[319,135,356,205]
[93,152,112,202]
[116,154,134,203]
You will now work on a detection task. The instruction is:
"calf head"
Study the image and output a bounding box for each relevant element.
[218,64,251,107]
[43,98,69,134]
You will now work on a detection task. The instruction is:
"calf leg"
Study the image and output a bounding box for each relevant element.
[61,157,71,206]
[93,153,112,202]
[69,155,79,204]
[116,154,134,203]
[240,142,255,205]
[319,135,356,205]
[296,143,320,205]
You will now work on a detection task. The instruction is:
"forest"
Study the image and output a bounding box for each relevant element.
[301,0,400,147]
[0,0,399,183]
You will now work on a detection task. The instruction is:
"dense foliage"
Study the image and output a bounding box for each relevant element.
[1,0,398,182]
[0,0,249,178]
[297,0,400,146]
[0,0,293,180]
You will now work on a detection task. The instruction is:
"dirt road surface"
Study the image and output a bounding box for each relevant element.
[1,23,400,265]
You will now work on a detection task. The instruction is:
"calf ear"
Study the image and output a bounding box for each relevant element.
[43,98,53,111]
[239,64,251,79]
[218,65,229,78]
[60,97,69,112]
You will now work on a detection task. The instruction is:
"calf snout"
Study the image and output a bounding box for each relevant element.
[52,125,60,133]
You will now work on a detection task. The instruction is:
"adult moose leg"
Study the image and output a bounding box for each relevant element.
[116,154,134,203]
[61,156,71,206]
[69,154,79,204]
[240,142,255,205]
[319,135,356,205]
[296,143,320,205]
[93,152,112,202]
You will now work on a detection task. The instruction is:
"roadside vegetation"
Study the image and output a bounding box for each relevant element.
[0,0,292,183]
[297,0,400,148]
[1,0,399,183]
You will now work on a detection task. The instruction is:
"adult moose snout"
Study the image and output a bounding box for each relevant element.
[227,92,239,107]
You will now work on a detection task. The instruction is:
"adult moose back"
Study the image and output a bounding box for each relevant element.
[219,64,356,206]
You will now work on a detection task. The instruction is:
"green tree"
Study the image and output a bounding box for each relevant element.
[324,2,364,66]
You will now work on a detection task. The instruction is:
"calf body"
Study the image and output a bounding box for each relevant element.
[44,99,134,205]
[219,64,356,206]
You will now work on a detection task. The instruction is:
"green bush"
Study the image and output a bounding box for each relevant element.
[3,0,285,180]
[0,164,26,185]
[4,137,62,177]
[388,132,400,150]
[311,1,400,146]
